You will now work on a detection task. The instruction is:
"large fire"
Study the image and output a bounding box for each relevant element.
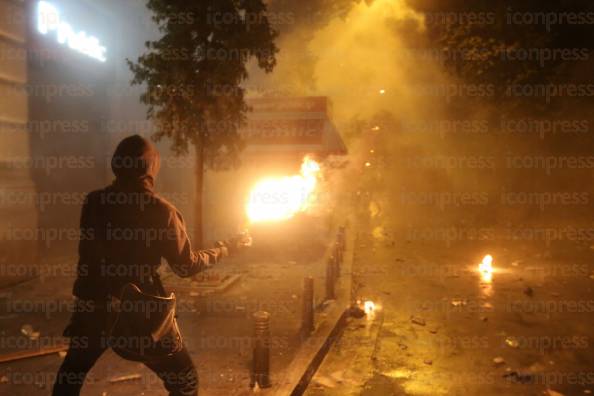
[246,157,321,223]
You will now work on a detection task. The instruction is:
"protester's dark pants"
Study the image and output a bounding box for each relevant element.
[52,337,198,396]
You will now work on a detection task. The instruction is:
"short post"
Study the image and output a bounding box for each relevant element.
[301,276,314,336]
[251,311,271,389]
[326,256,336,300]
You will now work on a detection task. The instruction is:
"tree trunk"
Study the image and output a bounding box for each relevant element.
[194,144,204,249]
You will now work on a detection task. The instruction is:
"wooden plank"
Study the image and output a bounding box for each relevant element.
[272,302,349,396]
[0,344,68,364]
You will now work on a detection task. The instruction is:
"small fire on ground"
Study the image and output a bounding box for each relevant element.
[478,254,494,283]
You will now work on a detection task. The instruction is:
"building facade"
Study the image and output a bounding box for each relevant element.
[0,0,36,287]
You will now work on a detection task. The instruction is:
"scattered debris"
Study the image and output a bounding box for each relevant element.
[108,374,142,383]
[330,370,345,384]
[423,359,432,365]
[505,337,520,348]
[528,362,547,373]
[384,368,412,379]
[451,299,467,307]
[503,371,533,384]
[524,287,534,297]
[20,324,40,340]
[493,357,505,366]
[429,328,439,334]
[313,375,336,388]
[398,343,408,350]
[410,316,426,326]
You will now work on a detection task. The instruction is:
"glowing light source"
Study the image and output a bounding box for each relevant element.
[246,156,320,223]
[478,254,494,283]
[379,89,386,95]
[37,1,107,62]
[364,300,375,314]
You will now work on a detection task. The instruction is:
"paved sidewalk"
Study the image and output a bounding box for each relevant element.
[0,228,340,396]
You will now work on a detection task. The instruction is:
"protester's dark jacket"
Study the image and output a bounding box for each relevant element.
[72,135,216,301]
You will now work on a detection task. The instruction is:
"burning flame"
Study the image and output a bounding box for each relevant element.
[364,300,375,314]
[246,156,320,223]
[478,254,493,283]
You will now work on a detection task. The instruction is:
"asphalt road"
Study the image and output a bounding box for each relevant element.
[306,220,594,396]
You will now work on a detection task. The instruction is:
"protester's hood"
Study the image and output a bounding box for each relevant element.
[111,135,160,192]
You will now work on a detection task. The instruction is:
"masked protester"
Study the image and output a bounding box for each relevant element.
[53,135,224,396]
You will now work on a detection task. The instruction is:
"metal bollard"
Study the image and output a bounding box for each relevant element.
[326,256,336,300]
[301,277,314,336]
[251,311,272,389]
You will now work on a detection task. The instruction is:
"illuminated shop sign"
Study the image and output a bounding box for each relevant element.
[37,1,107,62]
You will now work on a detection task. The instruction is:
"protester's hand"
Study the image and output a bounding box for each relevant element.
[197,247,221,269]
[226,231,252,253]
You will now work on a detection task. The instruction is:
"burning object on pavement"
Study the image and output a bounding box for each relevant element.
[478,254,494,283]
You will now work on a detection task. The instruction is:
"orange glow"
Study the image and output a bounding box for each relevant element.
[478,254,493,283]
[364,300,375,314]
[246,156,320,223]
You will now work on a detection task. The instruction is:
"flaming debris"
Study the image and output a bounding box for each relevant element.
[364,300,376,315]
[478,254,494,283]
[246,156,321,223]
